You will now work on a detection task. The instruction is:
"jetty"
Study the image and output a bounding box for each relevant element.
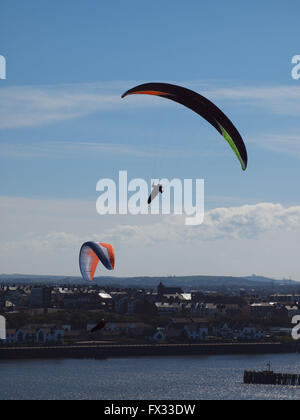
[244,363,300,386]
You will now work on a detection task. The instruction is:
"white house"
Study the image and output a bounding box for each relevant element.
[3,326,64,345]
[184,323,208,341]
[234,326,265,340]
[213,323,266,340]
[155,302,183,315]
[191,303,225,317]
[212,323,232,338]
[152,321,208,342]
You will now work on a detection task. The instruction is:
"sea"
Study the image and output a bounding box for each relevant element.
[1,353,300,400]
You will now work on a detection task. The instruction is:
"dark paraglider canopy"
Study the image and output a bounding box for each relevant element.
[122,82,248,171]
[90,319,106,333]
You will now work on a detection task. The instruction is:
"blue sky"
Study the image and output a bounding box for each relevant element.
[1,0,300,278]
[1,1,299,85]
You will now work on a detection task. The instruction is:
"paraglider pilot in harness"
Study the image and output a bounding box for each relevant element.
[148,183,163,204]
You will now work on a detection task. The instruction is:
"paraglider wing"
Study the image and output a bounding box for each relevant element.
[91,319,106,333]
[148,184,163,204]
[121,82,247,171]
[79,242,115,282]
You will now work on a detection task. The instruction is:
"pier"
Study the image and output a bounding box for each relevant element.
[244,367,300,386]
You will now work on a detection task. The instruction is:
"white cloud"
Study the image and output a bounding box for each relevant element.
[248,133,300,157]
[102,203,300,244]
[1,232,79,253]
[200,202,300,239]
[0,84,120,129]
[200,85,300,116]
[0,140,213,160]
[1,81,300,130]
[0,196,300,279]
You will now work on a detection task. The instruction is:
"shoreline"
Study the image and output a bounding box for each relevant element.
[0,342,298,360]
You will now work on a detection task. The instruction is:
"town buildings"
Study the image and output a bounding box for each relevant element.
[1,282,299,346]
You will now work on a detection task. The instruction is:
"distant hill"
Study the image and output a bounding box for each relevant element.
[0,273,298,292]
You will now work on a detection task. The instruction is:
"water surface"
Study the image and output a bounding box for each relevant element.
[1,353,300,400]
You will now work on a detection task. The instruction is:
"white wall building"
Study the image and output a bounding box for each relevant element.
[3,327,64,345]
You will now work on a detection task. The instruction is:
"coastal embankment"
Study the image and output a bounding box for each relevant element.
[0,342,298,360]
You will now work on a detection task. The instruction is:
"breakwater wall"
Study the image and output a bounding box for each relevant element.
[244,370,300,386]
[0,342,298,360]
